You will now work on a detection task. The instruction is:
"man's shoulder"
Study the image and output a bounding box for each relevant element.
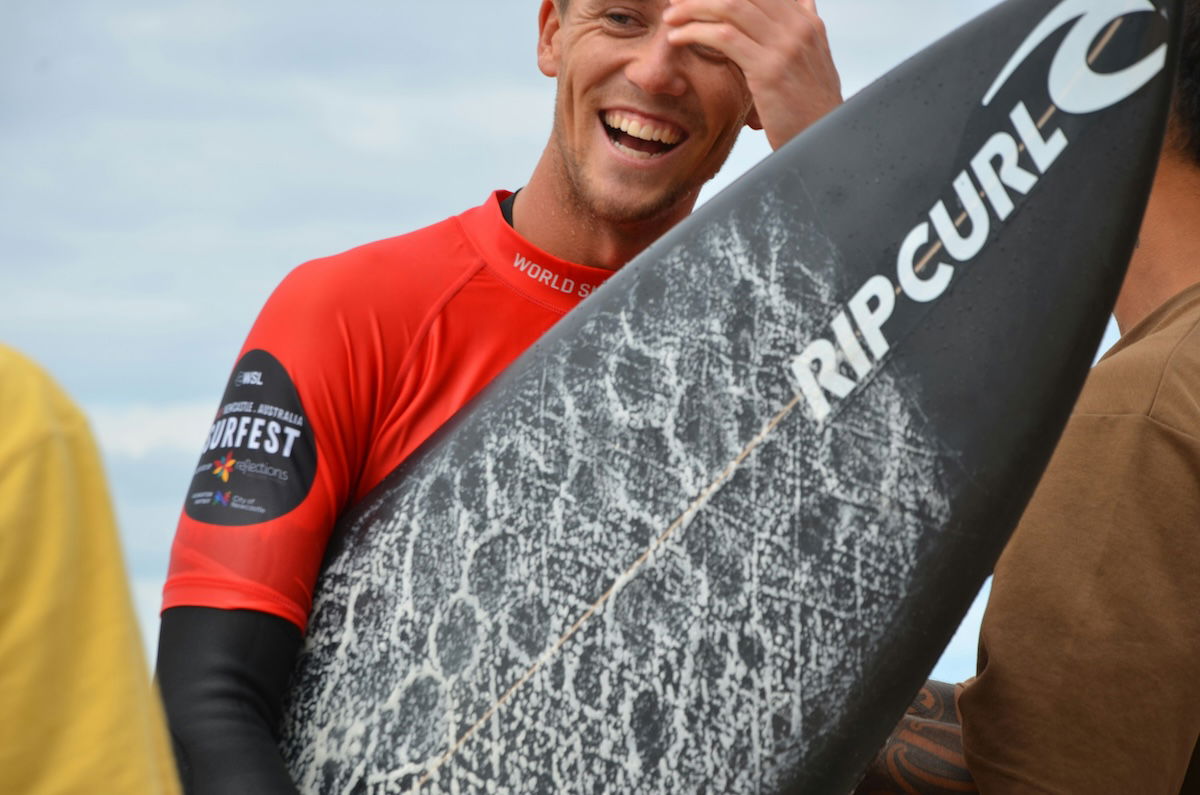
[289,209,484,298]
[254,198,507,330]
[1076,285,1200,435]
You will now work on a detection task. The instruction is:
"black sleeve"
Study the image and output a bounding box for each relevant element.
[156,606,304,795]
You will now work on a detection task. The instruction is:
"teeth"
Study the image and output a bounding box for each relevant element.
[603,111,683,145]
[612,139,656,160]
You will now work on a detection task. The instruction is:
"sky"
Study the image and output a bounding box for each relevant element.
[2,0,1119,683]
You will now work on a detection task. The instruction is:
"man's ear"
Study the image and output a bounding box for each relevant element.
[538,0,562,78]
[746,104,763,132]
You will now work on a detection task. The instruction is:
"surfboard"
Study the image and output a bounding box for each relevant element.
[279,0,1180,791]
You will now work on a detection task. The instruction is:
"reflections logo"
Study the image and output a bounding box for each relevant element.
[212,452,237,483]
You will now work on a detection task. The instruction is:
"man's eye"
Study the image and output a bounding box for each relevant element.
[606,12,634,25]
[692,43,728,62]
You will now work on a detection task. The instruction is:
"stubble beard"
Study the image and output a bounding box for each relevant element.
[550,101,739,230]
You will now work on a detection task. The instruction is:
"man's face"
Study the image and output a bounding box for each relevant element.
[537,0,755,225]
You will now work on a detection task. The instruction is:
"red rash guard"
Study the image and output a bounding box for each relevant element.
[164,192,614,631]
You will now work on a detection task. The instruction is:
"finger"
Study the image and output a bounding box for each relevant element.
[738,0,820,23]
[751,0,836,66]
[665,20,766,71]
[668,0,831,65]
[756,0,827,37]
[753,0,829,40]
[664,0,774,44]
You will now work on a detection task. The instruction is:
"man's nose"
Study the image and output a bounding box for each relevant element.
[624,26,688,97]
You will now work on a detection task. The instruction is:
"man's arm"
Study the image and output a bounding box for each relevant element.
[855,681,978,795]
[157,607,303,795]
[663,0,843,149]
[157,259,367,794]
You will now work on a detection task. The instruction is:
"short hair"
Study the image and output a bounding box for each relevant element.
[1174,0,1200,163]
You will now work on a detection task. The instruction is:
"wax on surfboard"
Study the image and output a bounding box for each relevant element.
[280,1,1181,792]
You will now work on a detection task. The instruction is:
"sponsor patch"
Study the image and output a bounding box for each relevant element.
[184,349,317,525]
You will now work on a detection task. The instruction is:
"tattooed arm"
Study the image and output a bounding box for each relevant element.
[853,680,978,794]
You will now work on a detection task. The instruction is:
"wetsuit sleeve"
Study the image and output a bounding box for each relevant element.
[157,607,302,795]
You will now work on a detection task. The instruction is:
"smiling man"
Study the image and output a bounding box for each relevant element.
[519,0,841,267]
[155,2,842,792]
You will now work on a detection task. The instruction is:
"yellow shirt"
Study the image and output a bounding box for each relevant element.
[0,345,180,794]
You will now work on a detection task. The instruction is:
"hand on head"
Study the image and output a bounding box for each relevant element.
[662,0,843,149]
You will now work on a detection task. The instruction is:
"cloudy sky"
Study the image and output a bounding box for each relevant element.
[5,0,1117,683]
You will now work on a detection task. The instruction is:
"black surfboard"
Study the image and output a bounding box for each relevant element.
[280,1,1180,791]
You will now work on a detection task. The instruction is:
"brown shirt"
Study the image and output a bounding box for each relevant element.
[958,283,1200,794]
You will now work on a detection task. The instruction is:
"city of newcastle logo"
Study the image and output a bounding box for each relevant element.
[790,0,1168,422]
[185,349,317,526]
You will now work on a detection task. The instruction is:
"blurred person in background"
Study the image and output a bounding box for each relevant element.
[0,344,179,794]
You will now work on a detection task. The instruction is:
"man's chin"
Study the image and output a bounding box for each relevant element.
[580,182,696,227]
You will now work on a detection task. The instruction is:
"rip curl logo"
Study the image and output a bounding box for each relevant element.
[212,452,236,483]
[790,0,1169,422]
[984,0,1168,114]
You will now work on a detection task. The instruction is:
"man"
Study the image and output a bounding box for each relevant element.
[0,345,180,794]
[857,3,1200,792]
[156,1,843,792]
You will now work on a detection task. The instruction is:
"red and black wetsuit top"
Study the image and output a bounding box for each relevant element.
[164,192,614,631]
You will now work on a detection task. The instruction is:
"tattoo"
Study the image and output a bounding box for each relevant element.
[853,681,978,795]
[906,680,959,723]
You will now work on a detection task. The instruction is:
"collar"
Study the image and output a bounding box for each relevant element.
[458,191,615,314]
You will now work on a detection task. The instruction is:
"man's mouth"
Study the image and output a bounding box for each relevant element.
[601,110,686,160]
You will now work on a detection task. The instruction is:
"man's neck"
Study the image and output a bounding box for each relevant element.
[1114,145,1200,334]
[512,153,697,271]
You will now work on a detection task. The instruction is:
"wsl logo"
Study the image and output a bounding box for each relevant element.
[792,0,1168,422]
[234,370,264,387]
